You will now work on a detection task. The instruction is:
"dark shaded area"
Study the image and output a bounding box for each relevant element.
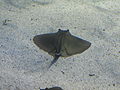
[33,29,91,67]
[2,19,12,25]
[40,87,63,90]
[89,74,95,76]
[32,0,53,5]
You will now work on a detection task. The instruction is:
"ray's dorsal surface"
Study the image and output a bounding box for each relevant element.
[33,29,91,68]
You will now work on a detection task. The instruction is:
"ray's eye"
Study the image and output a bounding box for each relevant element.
[58,29,61,31]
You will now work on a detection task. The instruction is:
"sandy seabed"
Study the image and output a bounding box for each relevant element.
[0,0,120,90]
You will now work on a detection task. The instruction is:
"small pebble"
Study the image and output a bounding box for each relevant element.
[113,84,115,86]
[61,71,65,74]
[103,29,105,31]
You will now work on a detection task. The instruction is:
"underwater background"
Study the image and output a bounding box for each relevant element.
[0,0,120,90]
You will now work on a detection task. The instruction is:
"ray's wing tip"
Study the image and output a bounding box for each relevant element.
[33,35,44,49]
[86,42,91,50]
[84,41,91,50]
[33,36,38,44]
[88,42,91,47]
[33,35,43,44]
[33,35,38,41]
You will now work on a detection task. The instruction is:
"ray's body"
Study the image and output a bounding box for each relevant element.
[33,29,91,68]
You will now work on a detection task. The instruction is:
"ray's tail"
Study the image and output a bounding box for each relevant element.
[48,55,60,68]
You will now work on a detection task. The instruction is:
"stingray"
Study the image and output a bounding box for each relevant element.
[40,87,63,90]
[33,29,91,68]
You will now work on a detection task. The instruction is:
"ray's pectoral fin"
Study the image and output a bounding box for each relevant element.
[48,53,61,68]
